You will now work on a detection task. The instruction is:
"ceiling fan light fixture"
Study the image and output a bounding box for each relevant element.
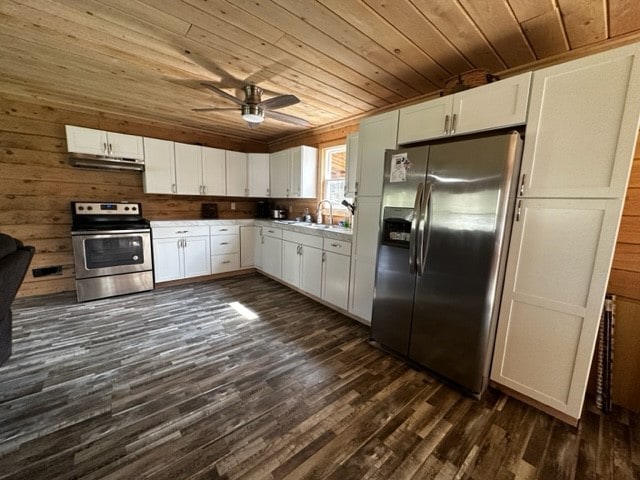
[241,104,264,123]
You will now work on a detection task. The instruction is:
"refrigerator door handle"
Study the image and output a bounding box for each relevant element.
[409,182,424,274]
[417,182,433,276]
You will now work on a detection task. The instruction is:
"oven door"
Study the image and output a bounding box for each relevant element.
[72,230,152,279]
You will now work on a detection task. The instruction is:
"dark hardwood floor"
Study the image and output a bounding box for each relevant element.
[0,274,637,479]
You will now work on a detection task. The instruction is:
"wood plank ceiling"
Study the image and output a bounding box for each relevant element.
[1,0,640,144]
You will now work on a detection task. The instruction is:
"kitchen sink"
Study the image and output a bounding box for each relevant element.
[271,221,352,233]
[274,220,297,224]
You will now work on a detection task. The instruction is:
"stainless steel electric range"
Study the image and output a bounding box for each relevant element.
[71,201,153,302]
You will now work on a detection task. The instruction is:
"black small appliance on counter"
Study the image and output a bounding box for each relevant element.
[256,200,270,218]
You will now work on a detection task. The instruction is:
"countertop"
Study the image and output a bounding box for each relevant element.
[150,219,352,242]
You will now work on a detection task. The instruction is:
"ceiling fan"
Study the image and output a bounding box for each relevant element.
[192,84,312,128]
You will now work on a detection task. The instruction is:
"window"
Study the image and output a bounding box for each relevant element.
[322,144,348,210]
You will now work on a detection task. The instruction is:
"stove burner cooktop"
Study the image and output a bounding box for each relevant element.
[71,201,149,232]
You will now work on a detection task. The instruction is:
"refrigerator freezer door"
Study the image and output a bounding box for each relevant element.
[409,132,522,393]
[371,146,429,354]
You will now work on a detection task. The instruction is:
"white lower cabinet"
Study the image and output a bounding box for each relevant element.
[152,226,211,282]
[240,225,257,268]
[300,246,323,298]
[261,227,282,279]
[210,225,240,274]
[254,227,263,270]
[282,231,323,298]
[282,240,301,286]
[322,238,351,311]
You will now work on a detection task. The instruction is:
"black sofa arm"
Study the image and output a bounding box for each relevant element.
[0,233,35,366]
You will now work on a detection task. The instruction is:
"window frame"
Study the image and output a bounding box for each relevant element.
[320,143,348,213]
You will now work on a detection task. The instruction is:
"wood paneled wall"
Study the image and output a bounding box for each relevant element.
[606,137,640,411]
[0,96,321,297]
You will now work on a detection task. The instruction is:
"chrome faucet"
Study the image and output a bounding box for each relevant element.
[316,199,333,225]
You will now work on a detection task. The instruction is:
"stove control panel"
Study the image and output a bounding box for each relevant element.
[72,202,141,216]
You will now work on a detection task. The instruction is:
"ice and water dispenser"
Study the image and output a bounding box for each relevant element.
[381,206,413,248]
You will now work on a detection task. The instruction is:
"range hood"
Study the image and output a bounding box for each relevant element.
[68,153,145,172]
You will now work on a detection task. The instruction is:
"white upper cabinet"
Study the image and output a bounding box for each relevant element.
[519,44,640,198]
[397,96,453,145]
[145,141,225,196]
[174,142,203,195]
[344,132,359,198]
[291,146,317,198]
[397,72,532,145]
[357,110,399,197]
[65,125,144,159]
[143,137,176,194]
[269,150,290,198]
[269,146,317,198]
[247,153,270,197]
[202,147,226,196]
[226,150,248,197]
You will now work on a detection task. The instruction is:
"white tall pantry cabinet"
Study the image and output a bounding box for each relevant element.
[348,110,398,323]
[491,43,640,424]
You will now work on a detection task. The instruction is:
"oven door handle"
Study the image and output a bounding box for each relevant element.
[71,229,151,235]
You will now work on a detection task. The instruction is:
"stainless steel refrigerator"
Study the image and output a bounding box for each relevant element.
[370,130,523,396]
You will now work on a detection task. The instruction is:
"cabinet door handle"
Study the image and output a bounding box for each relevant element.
[103,142,108,154]
[108,143,113,155]
[322,252,326,262]
[516,200,522,222]
[451,113,457,134]
[172,184,177,194]
[519,174,526,196]
[444,114,450,135]
[184,238,187,248]
[261,236,264,244]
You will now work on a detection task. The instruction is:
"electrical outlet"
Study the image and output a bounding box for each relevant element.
[231,202,236,210]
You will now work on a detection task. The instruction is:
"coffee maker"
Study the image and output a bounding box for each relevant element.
[256,200,270,218]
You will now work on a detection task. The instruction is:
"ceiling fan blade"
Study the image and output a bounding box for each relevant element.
[265,110,312,127]
[192,107,239,112]
[201,83,243,105]
[259,94,300,110]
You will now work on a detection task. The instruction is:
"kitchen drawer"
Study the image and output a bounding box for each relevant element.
[283,230,323,248]
[152,225,210,239]
[210,234,239,254]
[210,225,239,236]
[323,238,351,256]
[262,226,283,239]
[211,253,240,273]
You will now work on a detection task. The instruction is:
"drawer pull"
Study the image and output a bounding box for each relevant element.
[222,260,231,264]
[268,229,274,233]
[219,228,228,231]
[220,242,229,245]
[331,243,340,248]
